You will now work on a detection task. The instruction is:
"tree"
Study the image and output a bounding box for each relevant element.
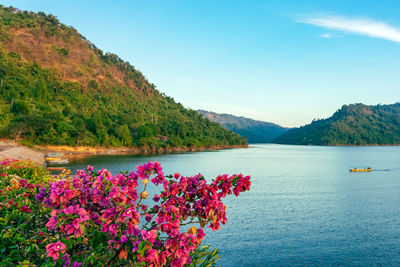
[115,124,132,146]
[0,65,5,87]
[10,100,29,114]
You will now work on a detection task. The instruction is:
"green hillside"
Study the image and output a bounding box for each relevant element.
[198,110,289,143]
[274,103,400,145]
[0,6,246,148]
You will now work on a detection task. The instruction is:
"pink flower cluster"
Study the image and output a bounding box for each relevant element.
[39,162,251,266]
[6,199,31,213]
[1,175,40,213]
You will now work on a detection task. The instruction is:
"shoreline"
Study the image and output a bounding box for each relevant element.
[5,139,400,165]
[35,144,248,157]
[1,139,248,164]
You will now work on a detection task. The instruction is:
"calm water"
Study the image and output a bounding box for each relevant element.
[63,144,400,266]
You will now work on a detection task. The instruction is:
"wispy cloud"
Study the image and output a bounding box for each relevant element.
[298,14,400,43]
[320,33,333,38]
[320,32,342,39]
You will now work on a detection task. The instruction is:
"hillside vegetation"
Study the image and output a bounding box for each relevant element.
[274,103,400,145]
[198,110,288,143]
[0,6,246,148]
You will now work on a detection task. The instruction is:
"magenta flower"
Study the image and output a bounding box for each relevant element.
[108,223,118,236]
[141,229,157,243]
[120,234,128,243]
[146,249,159,263]
[145,214,152,222]
[64,218,83,237]
[62,253,71,266]
[46,241,66,260]
[171,258,185,267]
[78,207,89,221]
[46,216,58,229]
[153,194,160,202]
[38,161,251,266]
[122,207,140,224]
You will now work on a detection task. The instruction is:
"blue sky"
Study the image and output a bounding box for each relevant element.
[1,0,400,127]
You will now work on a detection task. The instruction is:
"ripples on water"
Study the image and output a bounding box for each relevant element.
[64,145,400,266]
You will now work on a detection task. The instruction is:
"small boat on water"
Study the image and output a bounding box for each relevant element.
[47,152,65,157]
[45,157,68,164]
[350,168,372,172]
[45,153,68,164]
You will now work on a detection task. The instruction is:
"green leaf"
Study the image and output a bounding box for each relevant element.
[138,240,145,253]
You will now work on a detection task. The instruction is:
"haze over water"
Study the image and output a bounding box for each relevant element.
[65,145,400,266]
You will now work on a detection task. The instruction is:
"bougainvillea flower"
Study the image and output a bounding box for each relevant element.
[152,194,160,202]
[46,241,66,260]
[145,214,152,222]
[46,216,58,229]
[37,161,251,266]
[62,253,71,266]
[141,229,158,243]
[78,207,89,221]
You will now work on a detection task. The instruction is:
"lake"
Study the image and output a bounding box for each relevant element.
[63,144,400,266]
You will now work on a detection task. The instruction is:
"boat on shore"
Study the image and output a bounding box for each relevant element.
[350,167,372,172]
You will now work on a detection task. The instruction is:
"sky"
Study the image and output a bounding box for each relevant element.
[1,0,400,127]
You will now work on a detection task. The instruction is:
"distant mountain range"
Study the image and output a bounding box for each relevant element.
[275,103,400,145]
[198,110,289,143]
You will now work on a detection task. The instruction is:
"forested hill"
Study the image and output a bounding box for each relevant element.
[0,6,246,148]
[274,103,400,145]
[198,110,288,143]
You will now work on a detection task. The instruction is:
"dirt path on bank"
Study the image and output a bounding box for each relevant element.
[0,140,45,165]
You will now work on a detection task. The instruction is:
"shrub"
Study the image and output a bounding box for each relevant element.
[0,159,251,266]
[0,159,51,265]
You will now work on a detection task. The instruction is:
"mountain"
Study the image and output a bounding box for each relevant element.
[274,103,400,145]
[0,6,246,149]
[198,110,289,143]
